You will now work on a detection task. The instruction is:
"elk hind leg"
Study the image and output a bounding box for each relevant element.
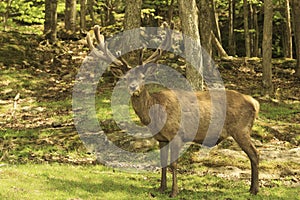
[232,131,259,194]
[169,137,183,197]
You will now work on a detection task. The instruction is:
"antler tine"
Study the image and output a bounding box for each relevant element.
[143,22,172,65]
[86,32,95,51]
[86,25,131,76]
[93,25,105,51]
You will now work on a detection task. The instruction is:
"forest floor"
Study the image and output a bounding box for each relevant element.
[0,29,300,199]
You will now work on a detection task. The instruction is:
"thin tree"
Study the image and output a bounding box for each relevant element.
[210,0,221,42]
[228,0,236,55]
[80,0,87,33]
[283,0,293,58]
[44,0,58,43]
[243,0,251,57]
[198,0,212,57]
[65,0,77,33]
[291,0,300,76]
[262,0,273,96]
[178,0,203,91]
[252,2,259,57]
[87,0,95,26]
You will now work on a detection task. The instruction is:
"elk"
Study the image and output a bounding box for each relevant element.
[86,24,260,197]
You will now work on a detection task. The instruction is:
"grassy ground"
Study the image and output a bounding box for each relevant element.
[0,27,300,199]
[0,164,299,200]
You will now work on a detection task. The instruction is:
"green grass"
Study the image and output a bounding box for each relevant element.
[0,164,299,200]
[260,101,300,123]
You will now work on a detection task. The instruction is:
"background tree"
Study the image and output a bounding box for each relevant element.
[65,0,77,33]
[178,0,203,90]
[291,0,300,76]
[243,0,251,57]
[252,2,259,57]
[228,0,236,55]
[80,0,87,33]
[262,0,273,96]
[123,0,142,64]
[283,0,292,58]
[124,0,142,30]
[44,0,58,43]
[198,0,212,58]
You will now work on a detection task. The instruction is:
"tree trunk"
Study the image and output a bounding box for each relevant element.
[123,0,142,64]
[45,0,58,43]
[210,0,221,42]
[253,3,259,57]
[87,0,95,26]
[178,0,203,91]
[291,0,300,76]
[124,0,142,30]
[167,0,175,24]
[283,0,293,58]
[44,0,51,34]
[80,0,87,33]
[198,0,212,58]
[228,0,236,56]
[262,0,273,96]
[243,0,251,57]
[65,0,77,33]
[3,0,12,31]
[211,31,228,58]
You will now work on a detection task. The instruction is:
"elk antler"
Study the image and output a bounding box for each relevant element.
[143,22,172,66]
[86,23,172,76]
[86,25,131,77]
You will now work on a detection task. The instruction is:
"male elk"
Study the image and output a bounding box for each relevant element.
[86,24,260,197]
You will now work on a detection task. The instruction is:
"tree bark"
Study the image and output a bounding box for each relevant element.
[262,0,273,96]
[253,3,259,57]
[80,0,87,33]
[124,0,142,30]
[228,0,236,56]
[210,0,221,42]
[87,0,95,26]
[167,0,175,24]
[198,0,212,58]
[283,0,293,58]
[211,31,228,58]
[44,0,51,34]
[65,0,77,33]
[243,0,251,57]
[123,0,142,64]
[178,0,203,91]
[291,0,300,76]
[45,0,58,43]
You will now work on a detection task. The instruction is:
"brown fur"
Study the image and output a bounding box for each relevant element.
[131,87,259,197]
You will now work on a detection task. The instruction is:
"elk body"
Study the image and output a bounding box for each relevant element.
[87,24,260,197]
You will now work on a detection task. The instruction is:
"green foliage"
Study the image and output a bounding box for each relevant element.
[0,0,45,25]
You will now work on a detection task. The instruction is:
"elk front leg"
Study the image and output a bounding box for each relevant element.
[169,137,182,197]
[159,141,169,193]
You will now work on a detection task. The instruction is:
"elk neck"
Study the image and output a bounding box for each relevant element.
[130,87,154,125]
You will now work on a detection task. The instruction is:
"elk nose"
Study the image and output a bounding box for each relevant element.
[129,84,137,91]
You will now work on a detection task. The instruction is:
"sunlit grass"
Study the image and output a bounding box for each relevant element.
[0,164,299,200]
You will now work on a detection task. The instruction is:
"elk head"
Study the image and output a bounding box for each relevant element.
[86,23,172,96]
